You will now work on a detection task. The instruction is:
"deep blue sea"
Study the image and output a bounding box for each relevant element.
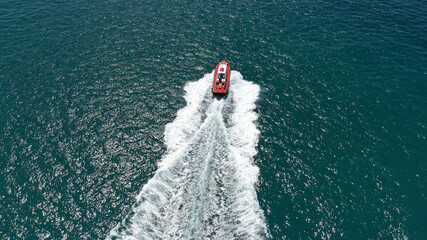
[1,0,426,239]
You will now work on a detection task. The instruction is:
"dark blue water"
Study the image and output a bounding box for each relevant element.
[1,0,425,239]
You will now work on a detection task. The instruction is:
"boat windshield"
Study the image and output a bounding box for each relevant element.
[218,73,225,79]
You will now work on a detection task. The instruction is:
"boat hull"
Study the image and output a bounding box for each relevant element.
[212,60,231,97]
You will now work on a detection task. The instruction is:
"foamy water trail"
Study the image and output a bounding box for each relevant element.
[106,71,268,239]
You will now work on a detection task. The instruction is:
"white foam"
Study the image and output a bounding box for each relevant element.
[163,72,212,154]
[226,71,268,238]
[106,71,268,239]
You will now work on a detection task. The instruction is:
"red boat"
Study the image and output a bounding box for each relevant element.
[212,60,231,97]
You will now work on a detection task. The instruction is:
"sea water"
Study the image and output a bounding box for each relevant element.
[0,0,425,239]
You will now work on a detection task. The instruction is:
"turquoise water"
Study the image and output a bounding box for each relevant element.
[1,0,426,239]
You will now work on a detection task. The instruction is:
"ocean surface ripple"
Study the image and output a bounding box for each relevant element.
[0,0,425,239]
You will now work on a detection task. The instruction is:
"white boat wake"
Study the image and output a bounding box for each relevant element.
[106,71,268,239]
